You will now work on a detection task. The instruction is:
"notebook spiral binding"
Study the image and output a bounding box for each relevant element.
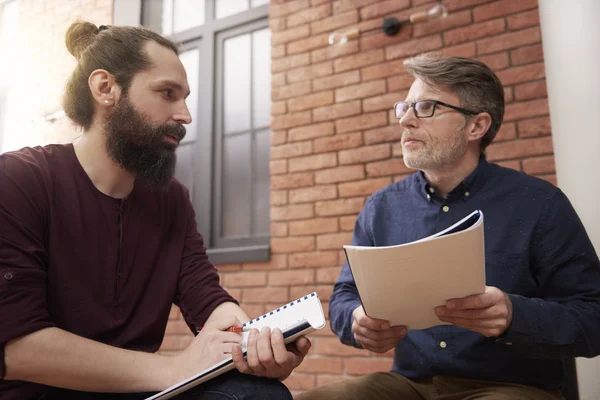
[243,292,318,327]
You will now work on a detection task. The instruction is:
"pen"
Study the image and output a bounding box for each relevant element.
[195,325,248,333]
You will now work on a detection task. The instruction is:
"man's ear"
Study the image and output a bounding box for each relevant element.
[466,112,492,143]
[88,69,121,108]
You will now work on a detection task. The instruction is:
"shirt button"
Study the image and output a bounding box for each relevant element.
[442,205,450,212]
[439,341,447,348]
[464,191,470,197]
[3,272,14,280]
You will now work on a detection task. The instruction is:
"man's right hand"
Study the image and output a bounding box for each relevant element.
[172,316,243,383]
[352,306,407,353]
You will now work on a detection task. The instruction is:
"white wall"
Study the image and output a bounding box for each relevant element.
[538,1,600,399]
[112,0,141,27]
[0,0,19,152]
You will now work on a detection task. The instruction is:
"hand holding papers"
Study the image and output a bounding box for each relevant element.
[344,210,486,330]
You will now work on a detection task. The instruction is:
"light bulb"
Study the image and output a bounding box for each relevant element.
[328,32,343,45]
[328,28,359,45]
[410,3,448,23]
[426,4,448,19]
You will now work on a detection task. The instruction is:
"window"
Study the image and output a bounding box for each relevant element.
[145,0,205,36]
[134,0,271,264]
[215,25,271,250]
[215,0,269,19]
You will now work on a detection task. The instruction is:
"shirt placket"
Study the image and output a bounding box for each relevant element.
[427,185,460,369]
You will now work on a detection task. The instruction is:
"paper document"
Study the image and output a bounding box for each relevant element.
[344,210,486,330]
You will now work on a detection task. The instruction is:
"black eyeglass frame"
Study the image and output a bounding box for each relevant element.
[393,100,479,119]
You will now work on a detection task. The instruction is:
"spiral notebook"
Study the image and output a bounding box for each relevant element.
[146,292,326,399]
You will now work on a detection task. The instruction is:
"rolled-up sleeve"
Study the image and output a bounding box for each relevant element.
[0,155,55,379]
[174,190,237,334]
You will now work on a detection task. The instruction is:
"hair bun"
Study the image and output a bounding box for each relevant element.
[65,20,100,61]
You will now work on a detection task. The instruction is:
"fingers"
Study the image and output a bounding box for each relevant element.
[245,328,267,376]
[293,336,312,357]
[352,306,391,331]
[257,327,280,372]
[435,304,508,320]
[237,328,310,380]
[354,333,401,353]
[445,286,503,310]
[352,319,407,353]
[247,327,287,377]
[436,287,511,337]
[270,328,292,367]
[273,331,308,380]
[232,344,253,374]
[352,321,406,341]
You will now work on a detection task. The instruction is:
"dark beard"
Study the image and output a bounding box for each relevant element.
[104,96,186,191]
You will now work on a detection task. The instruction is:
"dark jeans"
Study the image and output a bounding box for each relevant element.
[40,370,292,400]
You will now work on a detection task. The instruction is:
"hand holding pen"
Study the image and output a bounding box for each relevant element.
[170,316,244,385]
[196,325,247,333]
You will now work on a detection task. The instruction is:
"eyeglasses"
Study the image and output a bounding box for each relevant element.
[393,100,478,119]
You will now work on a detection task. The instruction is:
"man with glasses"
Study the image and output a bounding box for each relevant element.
[297,54,600,399]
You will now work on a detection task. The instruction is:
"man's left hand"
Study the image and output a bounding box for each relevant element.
[232,327,311,380]
[435,286,513,337]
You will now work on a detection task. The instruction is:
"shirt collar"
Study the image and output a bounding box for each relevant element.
[415,154,492,202]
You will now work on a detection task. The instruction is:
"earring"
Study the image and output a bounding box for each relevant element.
[104,100,109,104]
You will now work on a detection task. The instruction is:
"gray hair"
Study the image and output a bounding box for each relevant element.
[403,54,505,152]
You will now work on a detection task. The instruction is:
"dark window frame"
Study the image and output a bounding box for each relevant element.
[213,19,270,250]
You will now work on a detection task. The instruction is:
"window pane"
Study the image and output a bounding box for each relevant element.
[251,0,269,7]
[161,0,173,35]
[178,48,200,142]
[222,133,251,238]
[224,34,251,134]
[173,0,205,33]
[252,28,271,129]
[147,0,205,35]
[174,143,194,195]
[216,0,249,19]
[253,129,270,235]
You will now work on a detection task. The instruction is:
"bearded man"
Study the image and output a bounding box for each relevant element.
[0,21,309,400]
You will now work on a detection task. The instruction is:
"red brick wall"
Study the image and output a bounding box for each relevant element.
[163,0,554,395]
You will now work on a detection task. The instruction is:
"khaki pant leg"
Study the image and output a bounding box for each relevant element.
[431,376,564,400]
[295,372,432,400]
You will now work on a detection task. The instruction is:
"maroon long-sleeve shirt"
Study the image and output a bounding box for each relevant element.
[0,144,236,399]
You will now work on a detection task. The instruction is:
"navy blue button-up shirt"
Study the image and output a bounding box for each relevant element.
[330,156,600,389]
